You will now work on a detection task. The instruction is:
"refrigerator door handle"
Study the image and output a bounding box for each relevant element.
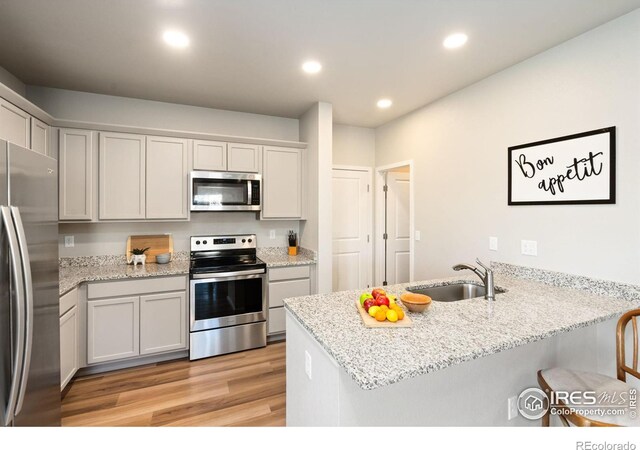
[0,206,26,427]
[10,207,33,416]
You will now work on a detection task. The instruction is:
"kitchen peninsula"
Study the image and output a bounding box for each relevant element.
[284,263,639,426]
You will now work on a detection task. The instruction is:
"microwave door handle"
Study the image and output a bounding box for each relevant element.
[10,207,33,415]
[1,206,26,427]
[247,180,252,205]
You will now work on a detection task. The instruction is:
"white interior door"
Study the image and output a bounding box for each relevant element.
[332,168,372,291]
[386,171,410,284]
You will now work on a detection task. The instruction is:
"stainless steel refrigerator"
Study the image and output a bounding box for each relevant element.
[1,139,60,426]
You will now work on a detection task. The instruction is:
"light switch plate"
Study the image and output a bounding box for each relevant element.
[269,230,276,239]
[521,240,537,256]
[64,236,74,248]
[415,230,421,241]
[489,236,498,251]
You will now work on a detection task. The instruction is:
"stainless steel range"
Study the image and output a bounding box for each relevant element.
[189,234,267,360]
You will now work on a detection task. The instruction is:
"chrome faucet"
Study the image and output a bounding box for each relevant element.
[452,258,495,302]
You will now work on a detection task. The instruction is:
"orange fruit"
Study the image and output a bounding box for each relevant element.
[375,310,387,321]
[390,304,402,311]
[379,305,389,312]
[386,310,398,322]
[396,309,405,320]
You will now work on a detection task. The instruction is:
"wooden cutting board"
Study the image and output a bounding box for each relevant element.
[126,234,173,263]
[355,299,413,328]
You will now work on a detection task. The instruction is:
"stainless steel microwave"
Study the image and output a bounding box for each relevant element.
[190,171,261,211]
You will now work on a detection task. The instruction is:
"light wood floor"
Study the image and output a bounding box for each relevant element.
[61,342,286,426]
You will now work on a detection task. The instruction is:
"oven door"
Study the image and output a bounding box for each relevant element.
[190,171,261,211]
[190,269,266,331]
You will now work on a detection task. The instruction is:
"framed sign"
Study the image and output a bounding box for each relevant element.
[508,127,615,205]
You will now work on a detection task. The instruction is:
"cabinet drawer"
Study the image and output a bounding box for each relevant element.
[269,278,310,308]
[268,265,310,282]
[268,307,286,335]
[59,288,78,317]
[88,276,186,299]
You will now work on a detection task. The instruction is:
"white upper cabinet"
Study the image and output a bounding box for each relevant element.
[0,99,30,148]
[146,136,189,219]
[228,143,260,173]
[30,117,50,155]
[99,132,146,220]
[193,140,227,171]
[59,129,96,221]
[262,146,303,219]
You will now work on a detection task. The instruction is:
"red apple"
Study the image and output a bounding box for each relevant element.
[363,299,376,312]
[371,288,386,299]
[375,295,390,307]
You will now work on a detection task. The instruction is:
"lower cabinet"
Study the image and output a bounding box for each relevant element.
[268,265,311,336]
[59,292,79,390]
[87,276,188,365]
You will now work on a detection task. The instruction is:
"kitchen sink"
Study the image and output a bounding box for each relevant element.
[406,282,505,302]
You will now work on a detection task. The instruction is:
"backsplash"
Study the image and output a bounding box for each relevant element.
[58,212,302,258]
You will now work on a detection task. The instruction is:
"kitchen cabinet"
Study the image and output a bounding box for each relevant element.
[87,296,140,364]
[146,136,189,219]
[0,99,30,148]
[228,143,260,173]
[99,132,146,220]
[86,276,188,365]
[140,291,187,355]
[59,288,79,390]
[30,117,49,155]
[193,139,227,171]
[262,146,303,219]
[267,265,311,336]
[59,128,96,221]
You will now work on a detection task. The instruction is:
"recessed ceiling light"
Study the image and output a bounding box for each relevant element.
[377,99,392,109]
[302,60,322,74]
[163,30,190,48]
[443,33,468,49]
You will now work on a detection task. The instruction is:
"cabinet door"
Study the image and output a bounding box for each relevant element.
[268,307,286,335]
[60,305,79,390]
[193,140,227,171]
[99,132,146,219]
[262,146,302,218]
[228,143,260,173]
[0,99,30,148]
[140,291,187,355]
[146,136,189,219]
[87,296,140,364]
[59,129,95,220]
[30,117,49,155]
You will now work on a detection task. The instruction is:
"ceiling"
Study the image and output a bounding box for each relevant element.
[0,0,639,128]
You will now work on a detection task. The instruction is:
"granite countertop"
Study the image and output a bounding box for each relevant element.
[283,263,640,391]
[59,247,317,296]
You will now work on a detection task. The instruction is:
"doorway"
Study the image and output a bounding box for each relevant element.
[331,166,373,291]
[375,161,414,286]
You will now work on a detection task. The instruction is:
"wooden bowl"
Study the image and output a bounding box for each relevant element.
[400,292,432,313]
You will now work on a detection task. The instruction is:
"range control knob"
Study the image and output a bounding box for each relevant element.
[248,238,253,243]
[203,240,208,245]
[242,239,246,243]
[195,240,201,245]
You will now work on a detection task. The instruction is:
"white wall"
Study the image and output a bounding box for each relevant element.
[26,86,299,141]
[333,123,375,167]
[299,102,333,293]
[59,214,300,257]
[0,65,26,97]
[375,10,640,284]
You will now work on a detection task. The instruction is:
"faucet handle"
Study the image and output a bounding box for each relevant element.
[475,258,491,273]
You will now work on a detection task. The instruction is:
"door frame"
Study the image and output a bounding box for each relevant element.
[374,160,415,286]
[332,165,374,289]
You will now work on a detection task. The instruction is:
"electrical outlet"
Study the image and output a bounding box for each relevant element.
[521,240,538,256]
[64,236,74,248]
[269,230,276,240]
[415,230,421,241]
[508,396,518,420]
[305,350,312,380]
[489,236,498,251]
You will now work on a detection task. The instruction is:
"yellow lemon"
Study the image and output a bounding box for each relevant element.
[386,309,398,322]
[368,306,381,317]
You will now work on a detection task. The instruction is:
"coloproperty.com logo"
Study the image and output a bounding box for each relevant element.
[516,386,638,421]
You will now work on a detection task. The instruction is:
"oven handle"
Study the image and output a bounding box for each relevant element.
[191,268,266,280]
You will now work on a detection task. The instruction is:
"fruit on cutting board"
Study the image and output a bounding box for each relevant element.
[358,288,407,323]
